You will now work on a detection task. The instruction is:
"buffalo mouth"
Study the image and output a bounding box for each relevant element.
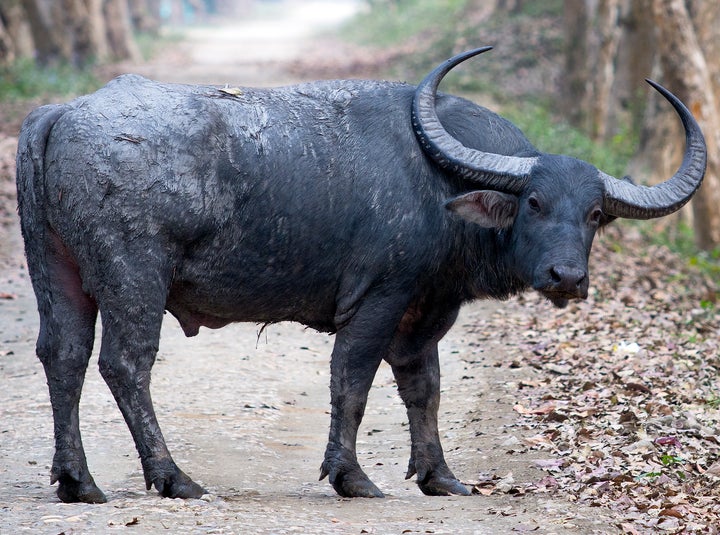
[538,288,588,309]
[533,264,589,308]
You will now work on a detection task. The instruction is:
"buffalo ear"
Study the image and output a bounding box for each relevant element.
[445,190,518,228]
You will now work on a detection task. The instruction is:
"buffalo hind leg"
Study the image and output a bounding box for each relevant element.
[96,273,205,499]
[389,345,470,496]
[33,238,104,503]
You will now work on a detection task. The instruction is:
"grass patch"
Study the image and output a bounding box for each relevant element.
[134,29,184,62]
[502,101,637,179]
[646,221,720,281]
[516,0,563,17]
[341,0,471,48]
[0,59,100,101]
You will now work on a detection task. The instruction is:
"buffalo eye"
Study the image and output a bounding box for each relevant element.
[528,196,541,212]
[589,207,603,225]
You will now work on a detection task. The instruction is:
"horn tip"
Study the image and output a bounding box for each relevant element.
[472,45,494,55]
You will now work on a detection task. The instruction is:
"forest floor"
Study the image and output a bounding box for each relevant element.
[1,1,719,533]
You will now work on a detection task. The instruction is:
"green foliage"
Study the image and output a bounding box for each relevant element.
[644,221,720,281]
[135,29,185,62]
[516,0,563,17]
[342,0,471,48]
[0,59,100,101]
[343,1,631,176]
[660,454,684,467]
[502,102,637,179]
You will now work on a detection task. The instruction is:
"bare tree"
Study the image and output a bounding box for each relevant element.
[563,0,624,140]
[103,0,140,61]
[18,0,142,65]
[0,8,15,63]
[588,0,621,140]
[650,0,720,249]
[563,0,590,129]
[20,0,59,63]
[127,0,161,34]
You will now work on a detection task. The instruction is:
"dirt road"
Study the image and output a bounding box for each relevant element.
[0,2,617,533]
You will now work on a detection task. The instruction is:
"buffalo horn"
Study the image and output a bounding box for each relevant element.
[411,46,537,194]
[599,80,706,219]
[413,48,707,220]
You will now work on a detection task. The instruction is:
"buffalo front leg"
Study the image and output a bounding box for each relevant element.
[320,334,384,497]
[320,298,408,498]
[389,345,470,496]
[97,280,204,499]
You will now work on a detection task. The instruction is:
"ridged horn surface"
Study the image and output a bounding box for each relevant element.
[600,79,706,219]
[411,47,537,194]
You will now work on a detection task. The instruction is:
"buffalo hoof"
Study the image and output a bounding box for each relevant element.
[320,461,384,498]
[407,456,471,497]
[418,475,471,496]
[151,471,206,499]
[56,475,107,504]
[143,458,206,499]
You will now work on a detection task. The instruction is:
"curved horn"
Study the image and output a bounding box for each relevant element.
[600,80,707,219]
[411,46,538,194]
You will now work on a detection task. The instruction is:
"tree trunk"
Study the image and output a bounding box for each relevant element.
[564,0,659,141]
[0,8,15,64]
[103,0,140,61]
[128,0,161,34]
[2,0,34,59]
[612,0,655,130]
[651,0,720,250]
[60,0,109,65]
[21,0,60,64]
[588,0,621,140]
[47,0,85,64]
[496,0,526,12]
[20,0,142,65]
[563,0,590,129]
[44,0,114,66]
[688,0,720,108]
[89,0,111,61]
[563,0,624,140]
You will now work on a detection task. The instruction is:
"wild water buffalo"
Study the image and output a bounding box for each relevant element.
[17,47,706,503]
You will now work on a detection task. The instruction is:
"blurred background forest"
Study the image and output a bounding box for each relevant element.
[0,0,719,254]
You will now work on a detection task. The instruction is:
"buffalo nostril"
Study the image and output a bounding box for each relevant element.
[550,267,562,284]
[549,266,587,291]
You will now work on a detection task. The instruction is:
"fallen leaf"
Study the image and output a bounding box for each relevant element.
[659,507,685,519]
[218,86,243,96]
[705,461,720,478]
[532,459,564,470]
[513,403,556,416]
[654,436,682,448]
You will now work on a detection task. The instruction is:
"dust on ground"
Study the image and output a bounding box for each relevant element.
[0,2,617,533]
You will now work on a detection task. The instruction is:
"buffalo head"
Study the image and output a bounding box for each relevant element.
[412,47,707,307]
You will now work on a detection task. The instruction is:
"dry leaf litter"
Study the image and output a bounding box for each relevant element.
[466,223,720,533]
